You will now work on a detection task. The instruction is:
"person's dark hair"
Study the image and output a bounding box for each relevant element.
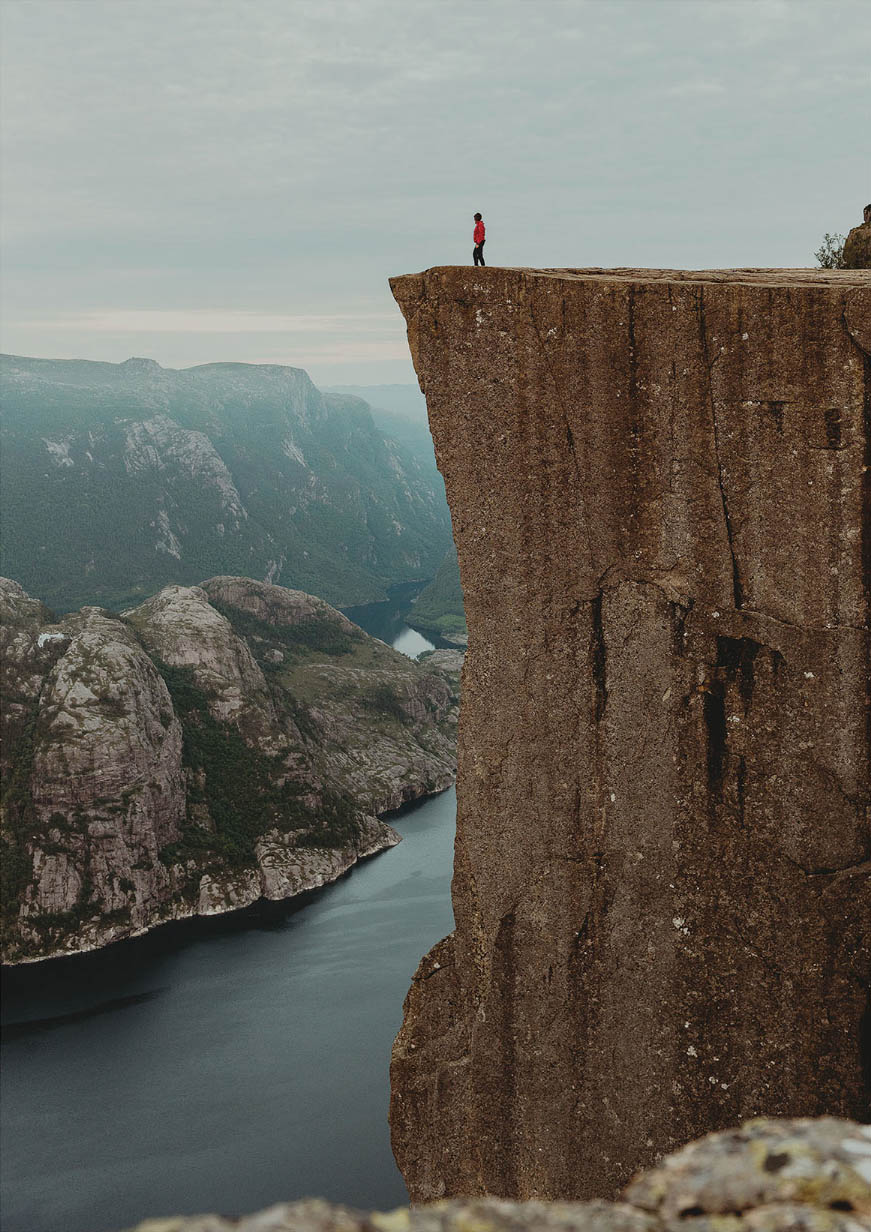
[474,212,482,221]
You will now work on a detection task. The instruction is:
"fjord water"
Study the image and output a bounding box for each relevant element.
[0,615,455,1232]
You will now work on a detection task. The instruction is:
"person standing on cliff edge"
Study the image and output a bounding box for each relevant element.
[473,213,486,265]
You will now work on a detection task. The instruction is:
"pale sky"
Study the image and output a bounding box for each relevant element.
[1,0,868,384]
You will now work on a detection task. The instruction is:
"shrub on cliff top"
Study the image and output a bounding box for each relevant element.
[815,232,846,269]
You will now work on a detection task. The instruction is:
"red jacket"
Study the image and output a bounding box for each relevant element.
[474,220,485,245]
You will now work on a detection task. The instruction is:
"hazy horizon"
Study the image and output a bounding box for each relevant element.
[2,0,868,384]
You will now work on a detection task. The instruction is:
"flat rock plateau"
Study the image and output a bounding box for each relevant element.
[388,267,871,1201]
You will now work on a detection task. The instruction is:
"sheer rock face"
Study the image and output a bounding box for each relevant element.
[388,268,871,1202]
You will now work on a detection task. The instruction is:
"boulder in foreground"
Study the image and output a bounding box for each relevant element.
[123,1118,871,1230]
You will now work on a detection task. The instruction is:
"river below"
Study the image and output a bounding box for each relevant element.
[0,610,456,1232]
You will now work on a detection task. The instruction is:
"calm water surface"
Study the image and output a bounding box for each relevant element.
[343,589,442,659]
[0,613,454,1232]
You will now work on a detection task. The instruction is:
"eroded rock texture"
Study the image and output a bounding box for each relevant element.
[843,216,871,270]
[388,268,871,1201]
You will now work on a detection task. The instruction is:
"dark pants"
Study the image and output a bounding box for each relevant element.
[473,241,485,266]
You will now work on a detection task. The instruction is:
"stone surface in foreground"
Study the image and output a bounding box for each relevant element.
[124,1119,871,1230]
[389,267,871,1201]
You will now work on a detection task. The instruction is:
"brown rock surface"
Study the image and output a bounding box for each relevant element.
[388,267,871,1201]
[843,223,871,270]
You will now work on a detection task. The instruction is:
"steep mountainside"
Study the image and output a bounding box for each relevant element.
[324,384,431,456]
[0,575,458,963]
[0,357,453,612]
[389,267,870,1201]
[324,387,467,641]
[408,547,467,643]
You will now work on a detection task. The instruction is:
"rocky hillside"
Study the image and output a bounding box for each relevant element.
[0,356,453,613]
[0,575,459,963]
[843,214,871,269]
[408,546,467,644]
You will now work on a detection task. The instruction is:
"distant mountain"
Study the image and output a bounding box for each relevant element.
[324,383,436,467]
[0,357,453,613]
[324,384,427,420]
[0,575,459,962]
[408,546,467,644]
[324,387,466,642]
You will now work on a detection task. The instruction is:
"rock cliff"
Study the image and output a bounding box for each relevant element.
[1,576,458,962]
[388,267,871,1200]
[843,218,871,270]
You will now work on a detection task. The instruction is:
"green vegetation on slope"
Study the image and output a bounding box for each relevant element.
[0,357,453,612]
[407,548,467,641]
[155,661,358,866]
[207,602,363,665]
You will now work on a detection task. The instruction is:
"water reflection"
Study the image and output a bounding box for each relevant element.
[2,990,166,1041]
[343,588,436,660]
[388,625,434,659]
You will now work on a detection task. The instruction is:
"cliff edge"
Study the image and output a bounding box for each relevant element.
[388,267,871,1200]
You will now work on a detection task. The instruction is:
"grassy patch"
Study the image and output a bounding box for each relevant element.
[211,601,363,664]
[155,660,359,868]
[359,682,406,722]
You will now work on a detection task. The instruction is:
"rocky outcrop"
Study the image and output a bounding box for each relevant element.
[388,267,871,1201]
[1,576,459,962]
[121,1118,871,1230]
[843,214,871,269]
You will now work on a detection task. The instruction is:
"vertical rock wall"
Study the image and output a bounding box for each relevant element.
[389,268,871,1201]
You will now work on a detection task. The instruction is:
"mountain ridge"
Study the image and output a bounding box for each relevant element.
[0,354,452,612]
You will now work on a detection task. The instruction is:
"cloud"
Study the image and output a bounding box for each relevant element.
[666,79,727,98]
[29,310,399,334]
[2,0,869,379]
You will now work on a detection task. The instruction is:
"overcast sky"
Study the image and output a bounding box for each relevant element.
[1,0,868,384]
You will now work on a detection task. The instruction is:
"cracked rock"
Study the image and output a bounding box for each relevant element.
[388,267,871,1202]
